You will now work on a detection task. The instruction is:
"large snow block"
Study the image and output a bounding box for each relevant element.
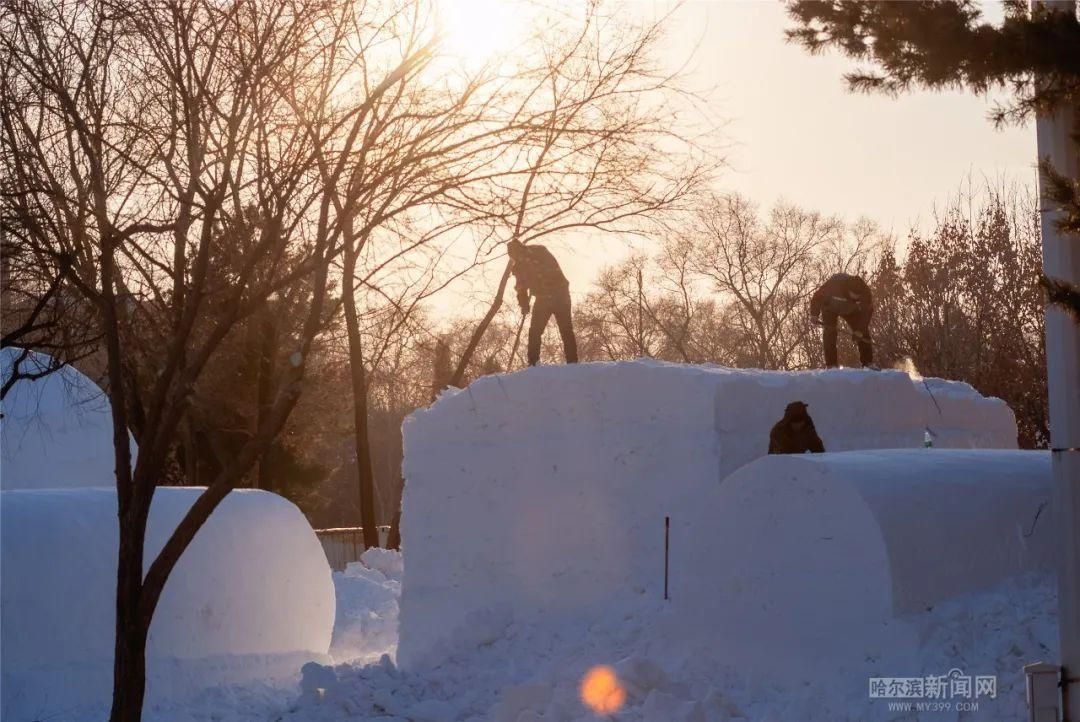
[670,449,1053,671]
[1,347,137,490]
[1,487,335,716]
[397,360,1018,668]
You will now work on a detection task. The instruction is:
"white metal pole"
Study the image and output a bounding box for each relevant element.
[1033,3,1080,717]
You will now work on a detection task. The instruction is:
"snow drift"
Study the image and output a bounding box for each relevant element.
[1,347,137,490]
[1,487,335,718]
[671,449,1053,674]
[287,572,1058,722]
[398,361,1020,669]
[330,548,403,663]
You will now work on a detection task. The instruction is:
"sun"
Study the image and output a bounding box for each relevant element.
[436,0,529,65]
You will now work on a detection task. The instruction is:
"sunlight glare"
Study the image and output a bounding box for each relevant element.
[437,0,527,65]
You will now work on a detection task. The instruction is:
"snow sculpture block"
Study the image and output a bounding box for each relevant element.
[1,487,335,716]
[398,360,1019,668]
[670,449,1053,671]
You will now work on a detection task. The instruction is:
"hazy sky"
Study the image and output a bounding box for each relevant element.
[568,2,1034,275]
[445,0,1038,316]
[656,1,1033,223]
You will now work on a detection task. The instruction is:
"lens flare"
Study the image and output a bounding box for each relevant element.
[580,665,625,715]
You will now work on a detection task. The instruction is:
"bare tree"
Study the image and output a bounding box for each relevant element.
[448,6,717,385]
[575,253,711,362]
[296,0,723,548]
[289,0,604,547]
[574,195,886,369]
[573,243,738,366]
[0,1,719,716]
[0,0,385,717]
[869,182,1047,446]
[0,63,100,396]
[686,194,845,369]
[577,255,661,359]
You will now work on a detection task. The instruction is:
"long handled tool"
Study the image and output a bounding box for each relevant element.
[507,311,527,369]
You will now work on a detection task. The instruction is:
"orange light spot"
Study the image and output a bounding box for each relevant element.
[580,665,626,715]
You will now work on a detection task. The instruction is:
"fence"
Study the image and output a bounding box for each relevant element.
[314,526,392,571]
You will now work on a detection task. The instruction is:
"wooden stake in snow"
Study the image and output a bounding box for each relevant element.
[664,516,670,601]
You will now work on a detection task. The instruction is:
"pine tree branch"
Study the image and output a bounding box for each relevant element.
[785,0,1080,126]
[1042,274,1080,322]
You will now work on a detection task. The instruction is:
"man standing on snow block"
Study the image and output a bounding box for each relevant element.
[810,272,874,368]
[768,401,825,454]
[507,239,578,366]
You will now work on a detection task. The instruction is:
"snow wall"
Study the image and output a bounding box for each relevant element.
[398,360,1022,669]
[1,487,335,717]
[1,347,137,490]
[669,449,1053,674]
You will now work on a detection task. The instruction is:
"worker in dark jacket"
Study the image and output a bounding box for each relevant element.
[810,273,874,368]
[768,401,825,454]
[507,240,578,365]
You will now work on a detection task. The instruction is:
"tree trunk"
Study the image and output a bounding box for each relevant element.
[388,507,402,550]
[99,228,147,722]
[342,242,380,549]
[183,419,199,486]
[256,307,278,492]
[109,498,150,722]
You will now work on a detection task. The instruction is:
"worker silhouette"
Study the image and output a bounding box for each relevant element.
[768,401,825,454]
[507,240,578,366]
[810,273,874,368]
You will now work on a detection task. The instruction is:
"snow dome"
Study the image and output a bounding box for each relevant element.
[1,347,136,489]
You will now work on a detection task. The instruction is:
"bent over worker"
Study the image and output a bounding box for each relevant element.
[809,272,874,368]
[507,240,578,366]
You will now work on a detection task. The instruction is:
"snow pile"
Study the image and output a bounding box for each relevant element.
[398,361,1018,669]
[283,569,1057,722]
[1,487,335,720]
[358,546,405,580]
[330,548,402,663]
[107,544,1053,721]
[1,347,137,490]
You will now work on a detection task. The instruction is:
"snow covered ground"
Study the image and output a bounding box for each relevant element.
[0,518,1059,721]
[132,549,1057,722]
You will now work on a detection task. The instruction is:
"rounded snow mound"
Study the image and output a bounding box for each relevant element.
[1,487,335,718]
[1,347,137,490]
